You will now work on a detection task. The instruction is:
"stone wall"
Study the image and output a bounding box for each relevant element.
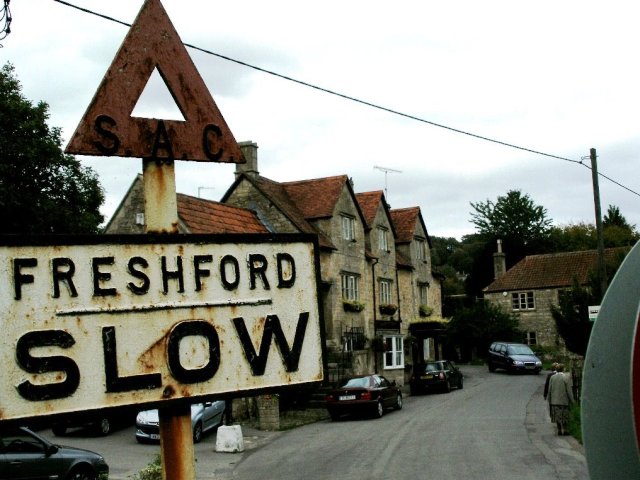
[484,289,560,348]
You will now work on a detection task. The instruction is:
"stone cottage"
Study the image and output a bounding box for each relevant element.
[483,241,629,348]
[104,141,444,386]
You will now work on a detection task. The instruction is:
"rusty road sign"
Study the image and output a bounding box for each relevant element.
[65,0,244,163]
[0,234,323,422]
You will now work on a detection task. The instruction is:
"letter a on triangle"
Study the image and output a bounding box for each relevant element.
[66,0,245,163]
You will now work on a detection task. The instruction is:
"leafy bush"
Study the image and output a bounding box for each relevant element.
[567,403,582,444]
[132,455,162,480]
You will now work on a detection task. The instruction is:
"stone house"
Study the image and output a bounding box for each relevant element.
[483,242,629,349]
[104,174,268,235]
[104,141,443,386]
[390,207,446,365]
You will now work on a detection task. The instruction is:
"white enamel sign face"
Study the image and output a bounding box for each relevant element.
[0,234,323,421]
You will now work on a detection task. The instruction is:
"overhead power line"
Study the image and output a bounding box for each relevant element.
[52,0,640,199]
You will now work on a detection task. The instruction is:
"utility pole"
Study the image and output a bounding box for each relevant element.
[590,148,608,297]
[373,165,402,199]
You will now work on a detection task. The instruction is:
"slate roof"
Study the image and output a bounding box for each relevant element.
[176,193,268,234]
[484,247,629,293]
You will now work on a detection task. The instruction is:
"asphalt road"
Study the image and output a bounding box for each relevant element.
[41,365,588,479]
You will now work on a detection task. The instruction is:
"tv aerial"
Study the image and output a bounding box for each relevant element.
[373,165,402,198]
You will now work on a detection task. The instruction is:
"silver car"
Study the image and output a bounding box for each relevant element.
[135,401,226,443]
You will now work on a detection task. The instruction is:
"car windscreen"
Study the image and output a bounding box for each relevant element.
[342,377,370,388]
[507,345,534,355]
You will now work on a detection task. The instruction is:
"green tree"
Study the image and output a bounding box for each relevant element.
[0,63,104,234]
[469,190,552,244]
[551,279,596,356]
[602,204,638,247]
[603,205,633,229]
[547,223,597,252]
[447,301,523,361]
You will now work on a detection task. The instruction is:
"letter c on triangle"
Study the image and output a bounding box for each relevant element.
[65,0,245,163]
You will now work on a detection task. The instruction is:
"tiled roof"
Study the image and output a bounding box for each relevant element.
[390,207,419,244]
[176,194,268,234]
[484,247,630,292]
[355,191,384,228]
[250,176,337,249]
[280,176,349,219]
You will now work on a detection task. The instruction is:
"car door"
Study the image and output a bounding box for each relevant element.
[3,430,58,480]
[376,376,395,408]
[201,402,222,431]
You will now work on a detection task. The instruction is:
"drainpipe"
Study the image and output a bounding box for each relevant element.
[395,268,401,323]
[371,257,379,373]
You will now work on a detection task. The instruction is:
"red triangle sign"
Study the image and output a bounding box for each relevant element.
[66,0,244,163]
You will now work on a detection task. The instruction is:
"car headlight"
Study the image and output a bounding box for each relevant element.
[512,360,524,366]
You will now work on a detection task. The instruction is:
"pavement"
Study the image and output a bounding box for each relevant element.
[194,382,589,480]
[526,384,590,480]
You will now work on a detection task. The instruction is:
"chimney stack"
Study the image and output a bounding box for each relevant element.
[493,239,506,280]
[236,141,259,179]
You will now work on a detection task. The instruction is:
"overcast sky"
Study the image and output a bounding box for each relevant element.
[3,0,639,239]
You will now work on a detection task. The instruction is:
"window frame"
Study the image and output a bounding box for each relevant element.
[526,331,537,346]
[341,272,359,301]
[341,215,356,241]
[378,226,389,252]
[512,291,535,310]
[416,238,427,261]
[418,282,429,305]
[383,335,404,369]
[379,278,392,305]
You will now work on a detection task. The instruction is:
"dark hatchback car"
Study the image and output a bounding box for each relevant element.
[0,426,109,480]
[488,341,542,374]
[410,360,463,394]
[325,374,402,420]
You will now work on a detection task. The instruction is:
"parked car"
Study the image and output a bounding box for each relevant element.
[410,360,463,394]
[135,401,226,443]
[0,425,109,480]
[51,409,134,437]
[324,374,402,421]
[488,341,542,374]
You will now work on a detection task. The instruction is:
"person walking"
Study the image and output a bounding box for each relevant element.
[543,362,558,401]
[547,363,574,435]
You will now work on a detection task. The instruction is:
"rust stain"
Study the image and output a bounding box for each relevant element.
[162,385,175,398]
[64,0,245,164]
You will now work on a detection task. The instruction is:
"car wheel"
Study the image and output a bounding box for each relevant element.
[458,377,464,389]
[373,400,384,418]
[328,410,340,421]
[66,466,97,480]
[394,393,403,410]
[443,380,451,393]
[52,425,67,436]
[193,421,203,443]
[488,362,496,372]
[95,418,110,436]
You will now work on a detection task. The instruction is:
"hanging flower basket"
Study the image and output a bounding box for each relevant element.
[419,305,433,317]
[343,300,365,312]
[378,303,398,315]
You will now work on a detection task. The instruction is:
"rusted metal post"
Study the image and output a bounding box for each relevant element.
[143,158,196,479]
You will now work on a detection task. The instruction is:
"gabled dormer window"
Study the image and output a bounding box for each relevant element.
[342,215,355,241]
[378,226,389,252]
